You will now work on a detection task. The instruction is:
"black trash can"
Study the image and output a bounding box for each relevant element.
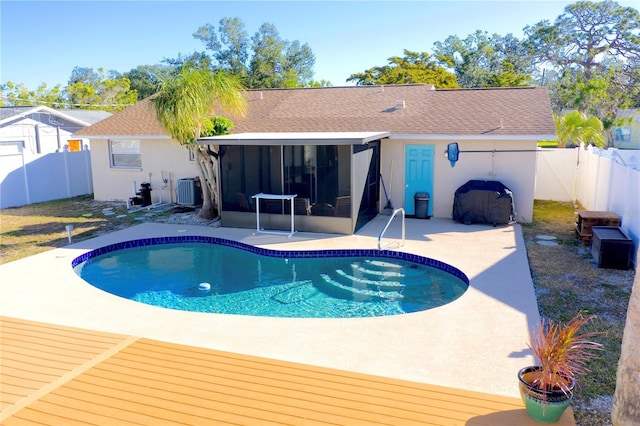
[414,192,430,219]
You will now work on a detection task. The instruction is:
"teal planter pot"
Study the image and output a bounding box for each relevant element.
[518,366,574,423]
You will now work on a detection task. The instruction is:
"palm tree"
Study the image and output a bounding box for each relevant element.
[151,65,246,219]
[554,110,605,148]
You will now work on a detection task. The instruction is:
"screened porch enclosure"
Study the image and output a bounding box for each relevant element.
[217,139,382,235]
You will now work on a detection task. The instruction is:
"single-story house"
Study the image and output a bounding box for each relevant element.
[74,84,556,234]
[0,106,111,155]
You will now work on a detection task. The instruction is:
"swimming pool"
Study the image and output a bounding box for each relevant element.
[73,236,469,318]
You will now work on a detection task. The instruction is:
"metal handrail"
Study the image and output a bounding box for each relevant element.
[377,208,405,250]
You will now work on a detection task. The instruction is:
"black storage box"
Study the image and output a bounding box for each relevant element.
[591,226,633,270]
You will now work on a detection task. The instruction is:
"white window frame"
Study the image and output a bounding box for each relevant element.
[109,139,141,169]
[0,141,24,156]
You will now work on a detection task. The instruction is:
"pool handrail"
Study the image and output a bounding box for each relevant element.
[378,208,405,250]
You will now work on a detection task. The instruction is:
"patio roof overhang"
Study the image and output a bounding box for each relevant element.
[197,131,391,146]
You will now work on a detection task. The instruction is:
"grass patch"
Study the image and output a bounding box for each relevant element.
[523,200,634,426]
[0,195,171,264]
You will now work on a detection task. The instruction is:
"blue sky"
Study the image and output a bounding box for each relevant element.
[2,1,638,90]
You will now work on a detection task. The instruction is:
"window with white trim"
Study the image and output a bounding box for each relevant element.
[0,141,24,156]
[109,140,141,168]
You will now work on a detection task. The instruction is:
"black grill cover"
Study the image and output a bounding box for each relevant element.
[452,180,515,225]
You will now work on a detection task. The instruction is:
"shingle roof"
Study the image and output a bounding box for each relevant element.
[73,97,167,137]
[0,106,34,121]
[61,109,112,125]
[0,106,111,126]
[74,84,556,138]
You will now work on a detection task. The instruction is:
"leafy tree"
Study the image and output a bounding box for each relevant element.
[193,17,250,79]
[248,23,288,88]
[124,64,177,100]
[150,65,247,219]
[68,67,103,85]
[201,115,235,138]
[66,67,137,112]
[485,61,531,87]
[192,18,316,88]
[163,51,213,70]
[0,82,66,108]
[554,110,605,148]
[525,0,640,120]
[283,40,315,87]
[308,79,332,87]
[525,0,640,81]
[347,50,458,87]
[433,30,534,87]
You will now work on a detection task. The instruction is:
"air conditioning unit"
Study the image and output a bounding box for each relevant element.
[176,178,202,205]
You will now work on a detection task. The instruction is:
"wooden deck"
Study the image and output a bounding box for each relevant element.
[0,316,575,425]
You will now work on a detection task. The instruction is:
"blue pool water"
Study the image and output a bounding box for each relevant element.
[73,237,468,318]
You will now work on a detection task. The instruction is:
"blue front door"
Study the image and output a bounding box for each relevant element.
[404,145,434,216]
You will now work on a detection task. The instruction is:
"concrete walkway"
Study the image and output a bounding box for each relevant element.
[0,216,541,399]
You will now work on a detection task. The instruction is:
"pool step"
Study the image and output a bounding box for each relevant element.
[350,263,404,278]
[336,269,404,291]
[364,259,403,269]
[319,274,403,301]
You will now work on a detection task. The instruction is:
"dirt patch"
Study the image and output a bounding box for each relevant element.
[522,201,635,426]
[0,196,219,264]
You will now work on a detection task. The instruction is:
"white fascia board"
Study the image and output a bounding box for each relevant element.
[389,134,557,141]
[0,106,91,127]
[198,131,391,146]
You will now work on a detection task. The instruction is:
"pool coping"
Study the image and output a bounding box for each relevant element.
[0,216,541,399]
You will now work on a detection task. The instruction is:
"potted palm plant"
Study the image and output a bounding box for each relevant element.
[518,313,603,423]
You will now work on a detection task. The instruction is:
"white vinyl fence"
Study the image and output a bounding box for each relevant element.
[535,146,640,265]
[0,149,93,209]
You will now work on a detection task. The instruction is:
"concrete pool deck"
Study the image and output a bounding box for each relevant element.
[0,215,541,399]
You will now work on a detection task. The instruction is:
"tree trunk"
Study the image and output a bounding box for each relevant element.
[194,146,218,220]
[612,264,640,425]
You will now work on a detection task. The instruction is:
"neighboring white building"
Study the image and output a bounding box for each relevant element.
[0,106,112,208]
[0,106,111,154]
[75,85,557,233]
[612,109,640,150]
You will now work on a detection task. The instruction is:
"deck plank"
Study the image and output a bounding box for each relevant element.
[101,344,495,423]
[0,316,135,422]
[1,316,575,425]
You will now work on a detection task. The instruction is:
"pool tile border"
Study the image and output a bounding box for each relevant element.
[71,236,469,284]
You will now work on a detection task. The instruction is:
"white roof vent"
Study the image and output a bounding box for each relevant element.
[395,100,406,109]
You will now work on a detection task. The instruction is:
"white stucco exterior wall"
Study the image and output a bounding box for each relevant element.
[90,138,200,204]
[91,135,539,223]
[381,137,539,223]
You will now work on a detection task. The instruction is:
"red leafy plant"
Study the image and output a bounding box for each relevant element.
[527,313,603,398]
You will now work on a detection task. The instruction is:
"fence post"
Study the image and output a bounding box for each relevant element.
[84,148,93,195]
[63,150,72,198]
[21,149,31,205]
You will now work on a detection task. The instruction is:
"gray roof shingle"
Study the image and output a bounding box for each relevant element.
[1,106,111,126]
[74,84,556,138]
